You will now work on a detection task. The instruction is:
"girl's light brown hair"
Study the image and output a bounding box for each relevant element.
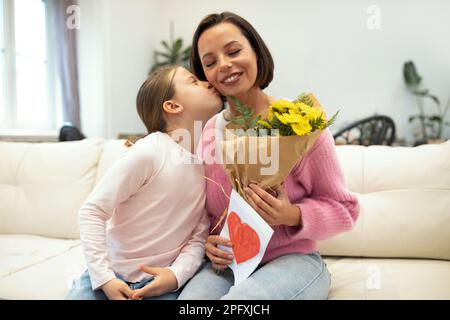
[125,65,178,147]
[190,12,274,90]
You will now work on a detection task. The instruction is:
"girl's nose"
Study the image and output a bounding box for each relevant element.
[200,81,213,89]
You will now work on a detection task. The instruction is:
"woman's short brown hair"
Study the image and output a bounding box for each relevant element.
[190,12,274,90]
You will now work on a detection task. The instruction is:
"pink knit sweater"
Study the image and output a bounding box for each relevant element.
[198,111,360,264]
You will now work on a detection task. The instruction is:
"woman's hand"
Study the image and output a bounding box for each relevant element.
[205,235,234,270]
[244,184,302,227]
[131,266,178,300]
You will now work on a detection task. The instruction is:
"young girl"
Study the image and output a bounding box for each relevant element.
[67,66,223,300]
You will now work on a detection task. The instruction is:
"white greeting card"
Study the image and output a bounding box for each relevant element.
[219,189,274,285]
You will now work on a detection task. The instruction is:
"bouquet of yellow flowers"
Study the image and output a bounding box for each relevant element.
[221,93,338,198]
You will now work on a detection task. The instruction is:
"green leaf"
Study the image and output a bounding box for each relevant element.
[243,108,252,117]
[310,116,325,131]
[161,41,170,50]
[249,115,261,129]
[409,115,419,123]
[295,93,314,107]
[425,94,441,106]
[326,110,340,128]
[151,36,190,72]
[403,61,422,88]
[173,38,183,55]
[230,96,240,107]
[229,96,261,132]
[428,115,442,122]
[155,51,172,59]
[412,89,429,96]
[231,117,246,125]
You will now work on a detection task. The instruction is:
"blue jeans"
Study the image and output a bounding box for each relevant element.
[178,252,331,300]
[66,270,180,300]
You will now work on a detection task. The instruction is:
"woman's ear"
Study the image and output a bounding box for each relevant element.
[162,100,184,115]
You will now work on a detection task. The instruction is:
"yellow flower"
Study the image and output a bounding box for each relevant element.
[257,120,273,129]
[266,110,274,122]
[283,110,303,123]
[295,101,310,110]
[268,98,327,134]
[298,103,324,121]
[274,112,288,124]
[270,99,295,113]
[291,119,312,136]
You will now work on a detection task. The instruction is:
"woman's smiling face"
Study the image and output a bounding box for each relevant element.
[197,22,258,98]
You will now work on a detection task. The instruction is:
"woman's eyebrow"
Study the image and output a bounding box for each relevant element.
[201,40,240,60]
[224,40,239,49]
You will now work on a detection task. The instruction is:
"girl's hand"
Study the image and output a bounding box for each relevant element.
[101,278,135,300]
[205,235,234,270]
[244,184,302,227]
[131,266,178,300]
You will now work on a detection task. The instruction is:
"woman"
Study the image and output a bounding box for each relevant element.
[178,12,360,300]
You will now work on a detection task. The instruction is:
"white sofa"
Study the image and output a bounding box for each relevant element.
[0,138,449,300]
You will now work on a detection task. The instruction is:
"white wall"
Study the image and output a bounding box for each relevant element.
[77,0,111,139]
[78,0,159,139]
[78,0,450,142]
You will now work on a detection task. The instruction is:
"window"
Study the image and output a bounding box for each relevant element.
[0,0,59,132]
[0,0,6,123]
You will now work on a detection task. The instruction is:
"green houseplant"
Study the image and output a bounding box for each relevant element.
[150,38,191,73]
[403,61,450,145]
[150,22,191,73]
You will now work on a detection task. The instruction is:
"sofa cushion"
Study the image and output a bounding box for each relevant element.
[94,139,128,185]
[0,236,86,300]
[319,141,450,260]
[0,139,104,239]
[325,257,450,300]
[0,235,81,279]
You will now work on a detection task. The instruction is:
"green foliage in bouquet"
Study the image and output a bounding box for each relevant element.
[229,94,339,137]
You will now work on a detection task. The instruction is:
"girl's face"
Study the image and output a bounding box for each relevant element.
[197,22,258,98]
[171,67,222,125]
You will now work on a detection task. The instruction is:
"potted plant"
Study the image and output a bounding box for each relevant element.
[403,61,450,145]
[150,22,191,73]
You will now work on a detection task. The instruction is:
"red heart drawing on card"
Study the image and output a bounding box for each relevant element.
[228,211,260,264]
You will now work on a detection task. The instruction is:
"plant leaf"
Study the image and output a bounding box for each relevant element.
[403,61,422,88]
[326,110,340,128]
[428,115,442,122]
[155,51,171,59]
[412,89,429,96]
[173,38,183,55]
[231,117,246,125]
[161,41,170,50]
[409,115,419,123]
[425,94,441,106]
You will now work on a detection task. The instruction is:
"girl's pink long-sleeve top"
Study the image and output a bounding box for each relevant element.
[198,111,360,264]
[79,132,209,290]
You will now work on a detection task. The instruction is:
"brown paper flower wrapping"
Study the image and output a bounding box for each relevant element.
[221,93,325,198]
